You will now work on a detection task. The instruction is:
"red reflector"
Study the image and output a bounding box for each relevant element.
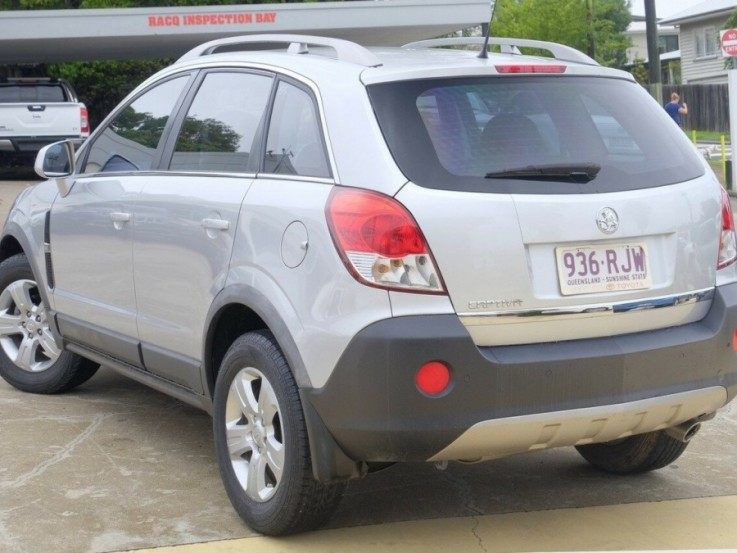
[732,330,737,352]
[415,361,451,396]
[495,64,567,74]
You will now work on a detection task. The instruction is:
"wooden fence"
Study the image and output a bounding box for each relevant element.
[657,83,729,133]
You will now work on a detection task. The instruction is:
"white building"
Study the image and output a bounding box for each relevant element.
[660,0,737,84]
[625,19,680,66]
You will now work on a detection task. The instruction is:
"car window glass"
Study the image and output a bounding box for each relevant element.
[369,76,704,194]
[170,72,272,173]
[580,95,644,157]
[0,85,66,102]
[82,76,188,174]
[264,81,330,178]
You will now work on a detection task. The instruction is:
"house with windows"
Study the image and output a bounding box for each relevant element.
[625,18,679,66]
[660,0,737,84]
[625,17,680,83]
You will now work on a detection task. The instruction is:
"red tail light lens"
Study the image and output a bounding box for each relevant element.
[326,188,445,294]
[718,188,737,270]
[80,106,89,135]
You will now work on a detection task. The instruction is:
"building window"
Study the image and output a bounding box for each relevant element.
[658,35,679,54]
[695,27,717,58]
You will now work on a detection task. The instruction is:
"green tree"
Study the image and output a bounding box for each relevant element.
[48,59,170,128]
[493,0,632,68]
[631,56,648,85]
[175,116,241,152]
[0,0,82,7]
[724,6,737,29]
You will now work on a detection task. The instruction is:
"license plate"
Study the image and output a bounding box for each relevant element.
[555,243,651,296]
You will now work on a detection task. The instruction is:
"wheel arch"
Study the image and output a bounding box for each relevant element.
[203,283,364,483]
[0,226,53,310]
[203,283,312,400]
[0,233,24,262]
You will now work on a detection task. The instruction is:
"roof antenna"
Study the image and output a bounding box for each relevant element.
[478,1,496,59]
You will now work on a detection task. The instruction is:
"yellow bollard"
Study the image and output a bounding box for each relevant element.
[692,130,697,144]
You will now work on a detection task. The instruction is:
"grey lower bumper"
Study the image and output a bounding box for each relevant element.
[305,282,737,463]
[429,387,726,462]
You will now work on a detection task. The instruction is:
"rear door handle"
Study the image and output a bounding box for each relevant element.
[110,212,130,230]
[202,218,229,231]
[110,212,131,223]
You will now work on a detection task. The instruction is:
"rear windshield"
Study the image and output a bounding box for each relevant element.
[367,76,704,194]
[0,84,67,103]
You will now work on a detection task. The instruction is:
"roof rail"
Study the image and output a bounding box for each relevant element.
[402,37,597,66]
[178,34,383,67]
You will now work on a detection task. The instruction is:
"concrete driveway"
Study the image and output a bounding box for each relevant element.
[1,172,736,553]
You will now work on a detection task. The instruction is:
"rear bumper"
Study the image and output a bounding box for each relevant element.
[304,282,737,463]
[0,136,83,154]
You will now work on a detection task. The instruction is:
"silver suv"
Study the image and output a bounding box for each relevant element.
[2,34,737,536]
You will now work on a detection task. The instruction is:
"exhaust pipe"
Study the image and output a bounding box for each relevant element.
[665,411,717,443]
[665,418,705,443]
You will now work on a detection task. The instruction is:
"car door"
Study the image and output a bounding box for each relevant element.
[132,70,273,390]
[50,75,190,367]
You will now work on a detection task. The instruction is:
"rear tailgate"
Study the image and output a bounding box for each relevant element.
[396,176,721,346]
[0,103,86,142]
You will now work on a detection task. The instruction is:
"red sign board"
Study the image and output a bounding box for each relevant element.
[721,29,737,57]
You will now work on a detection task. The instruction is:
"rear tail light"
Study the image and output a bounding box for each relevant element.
[80,106,89,135]
[718,188,737,270]
[326,187,445,294]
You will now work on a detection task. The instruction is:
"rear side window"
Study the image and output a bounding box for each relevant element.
[369,76,704,194]
[169,71,272,173]
[82,76,189,174]
[0,85,67,102]
[264,81,331,179]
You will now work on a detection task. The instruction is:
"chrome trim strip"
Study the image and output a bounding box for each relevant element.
[458,287,714,323]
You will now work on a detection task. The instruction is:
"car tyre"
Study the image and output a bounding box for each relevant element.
[575,430,688,474]
[213,330,345,535]
[0,253,98,394]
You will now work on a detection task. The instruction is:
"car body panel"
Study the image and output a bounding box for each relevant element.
[396,176,721,346]
[228,177,394,389]
[133,174,252,369]
[50,175,142,350]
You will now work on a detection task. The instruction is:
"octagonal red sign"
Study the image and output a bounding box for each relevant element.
[721,28,737,56]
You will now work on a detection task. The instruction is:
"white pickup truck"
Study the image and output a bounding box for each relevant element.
[0,77,89,166]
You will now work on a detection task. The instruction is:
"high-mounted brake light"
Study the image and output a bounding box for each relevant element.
[80,106,89,135]
[718,187,737,269]
[495,65,567,74]
[326,188,445,294]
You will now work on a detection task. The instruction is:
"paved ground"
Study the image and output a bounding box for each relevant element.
[1,169,736,553]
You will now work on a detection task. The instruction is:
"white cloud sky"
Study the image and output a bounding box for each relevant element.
[629,0,706,19]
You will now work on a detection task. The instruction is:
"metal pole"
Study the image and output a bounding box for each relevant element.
[644,0,662,105]
[728,58,737,191]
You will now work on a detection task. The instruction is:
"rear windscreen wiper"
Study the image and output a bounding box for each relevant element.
[485,163,601,183]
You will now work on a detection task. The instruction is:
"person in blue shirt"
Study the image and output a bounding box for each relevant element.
[664,92,688,126]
